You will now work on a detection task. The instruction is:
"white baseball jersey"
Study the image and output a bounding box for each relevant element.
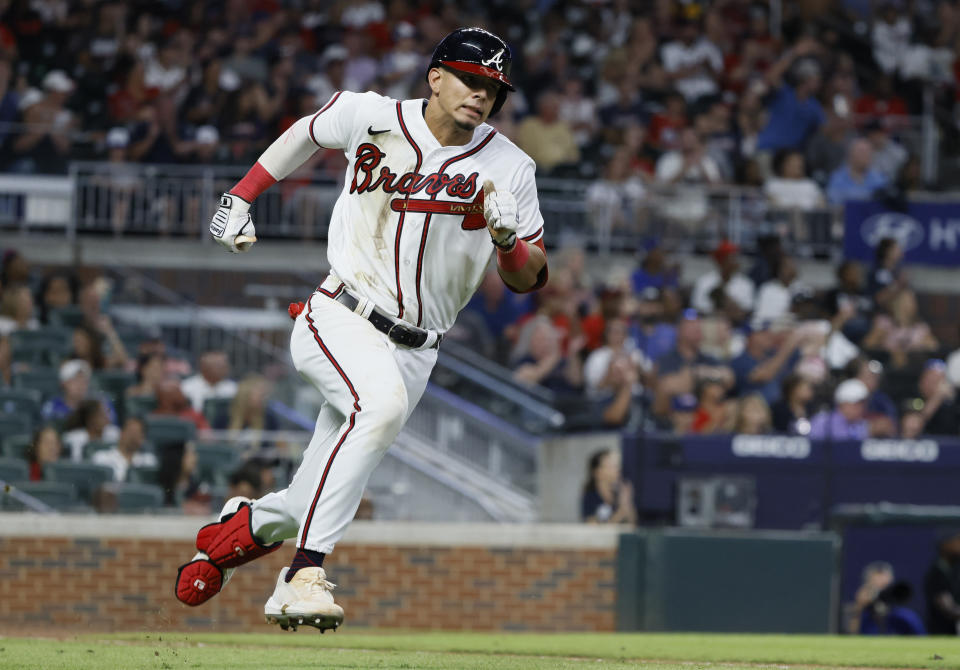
[272,91,544,332]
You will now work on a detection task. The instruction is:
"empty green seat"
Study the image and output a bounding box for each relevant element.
[94,370,136,404]
[44,461,115,501]
[0,457,29,482]
[9,480,78,511]
[0,414,33,438]
[48,305,85,329]
[102,482,165,513]
[82,439,116,460]
[13,368,61,400]
[194,442,240,486]
[1,433,31,459]
[128,464,159,485]
[124,395,157,420]
[202,397,232,428]
[144,415,196,447]
[0,388,42,421]
[10,328,71,366]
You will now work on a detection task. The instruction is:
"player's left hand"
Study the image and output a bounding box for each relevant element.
[210,193,258,253]
[483,181,518,249]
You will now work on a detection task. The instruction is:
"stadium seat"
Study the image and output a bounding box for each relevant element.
[48,305,85,329]
[10,328,72,366]
[144,415,196,447]
[0,387,42,421]
[13,368,62,400]
[1,433,32,459]
[8,480,79,511]
[44,461,115,502]
[0,457,29,483]
[125,395,156,420]
[194,442,240,486]
[82,440,116,460]
[94,369,136,404]
[101,482,164,513]
[202,397,232,429]
[0,414,33,438]
[128,464,159,485]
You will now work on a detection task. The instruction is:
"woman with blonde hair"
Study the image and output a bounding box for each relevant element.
[734,393,773,435]
[228,374,277,446]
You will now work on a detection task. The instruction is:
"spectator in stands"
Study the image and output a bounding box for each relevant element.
[900,398,927,439]
[36,272,77,325]
[653,309,735,418]
[631,242,679,295]
[691,240,755,318]
[849,358,899,430]
[0,283,39,335]
[654,127,723,187]
[924,530,960,635]
[581,448,636,525]
[227,460,264,501]
[826,138,889,205]
[10,70,76,174]
[806,108,858,185]
[153,378,211,433]
[918,359,959,435]
[42,359,116,423]
[587,148,647,239]
[69,324,107,371]
[763,150,826,212]
[0,334,10,386]
[0,58,18,157]
[872,2,912,76]
[126,352,166,398]
[516,90,580,175]
[771,373,815,434]
[660,17,723,104]
[633,287,679,365]
[734,393,774,435]
[863,289,938,369]
[460,269,532,360]
[157,439,206,512]
[25,425,62,481]
[809,378,870,440]
[867,237,907,314]
[691,378,733,434]
[92,416,157,482]
[755,38,824,158]
[228,373,278,436]
[731,323,803,405]
[512,316,585,396]
[854,75,908,127]
[864,119,908,182]
[846,560,895,634]
[557,76,598,149]
[77,279,129,368]
[823,260,873,344]
[62,398,120,462]
[648,89,688,153]
[0,250,29,289]
[181,350,237,414]
[583,317,649,427]
[670,392,698,434]
[754,256,803,326]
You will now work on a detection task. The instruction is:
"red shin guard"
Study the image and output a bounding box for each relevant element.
[195,502,282,569]
[175,504,282,607]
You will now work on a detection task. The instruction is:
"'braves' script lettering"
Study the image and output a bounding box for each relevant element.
[350,143,478,199]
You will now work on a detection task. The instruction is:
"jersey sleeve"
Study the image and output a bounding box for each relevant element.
[510,159,545,245]
[306,90,384,150]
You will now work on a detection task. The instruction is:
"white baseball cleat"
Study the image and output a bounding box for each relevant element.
[264,567,344,633]
[188,496,251,587]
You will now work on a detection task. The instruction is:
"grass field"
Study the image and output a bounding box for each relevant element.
[1,631,960,670]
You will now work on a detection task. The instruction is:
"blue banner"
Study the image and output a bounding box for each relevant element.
[843,200,960,267]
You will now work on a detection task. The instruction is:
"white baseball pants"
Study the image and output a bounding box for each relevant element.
[250,284,436,554]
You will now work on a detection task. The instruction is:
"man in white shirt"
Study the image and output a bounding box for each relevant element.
[691,240,756,316]
[180,350,238,413]
[660,18,723,103]
[92,416,158,482]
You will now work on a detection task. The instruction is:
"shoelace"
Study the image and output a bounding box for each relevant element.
[306,574,337,596]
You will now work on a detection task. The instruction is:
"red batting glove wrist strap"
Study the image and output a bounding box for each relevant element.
[229,162,277,203]
[497,239,530,272]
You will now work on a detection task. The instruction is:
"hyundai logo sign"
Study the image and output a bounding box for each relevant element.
[861,212,925,251]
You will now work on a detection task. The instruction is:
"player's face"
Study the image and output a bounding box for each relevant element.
[437,68,499,130]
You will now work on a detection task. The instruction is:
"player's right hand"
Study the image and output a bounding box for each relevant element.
[210,193,257,253]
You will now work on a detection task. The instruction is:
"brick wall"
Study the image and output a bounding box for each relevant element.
[0,517,618,633]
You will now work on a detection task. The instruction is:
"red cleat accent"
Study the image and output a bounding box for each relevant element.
[195,503,282,569]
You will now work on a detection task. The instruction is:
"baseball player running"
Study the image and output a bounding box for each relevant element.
[174,27,548,631]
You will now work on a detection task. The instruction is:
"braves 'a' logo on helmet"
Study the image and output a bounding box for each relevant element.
[481,49,505,71]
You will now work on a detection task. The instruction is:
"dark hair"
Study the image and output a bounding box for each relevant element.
[773,149,802,177]
[122,414,146,432]
[24,424,59,464]
[874,237,898,265]
[583,448,611,495]
[836,260,859,281]
[229,461,263,492]
[135,352,164,383]
[781,373,807,403]
[36,272,78,324]
[156,441,197,506]
[72,324,105,370]
[63,399,104,432]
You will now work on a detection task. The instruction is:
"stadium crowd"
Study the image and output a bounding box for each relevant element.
[0,0,952,199]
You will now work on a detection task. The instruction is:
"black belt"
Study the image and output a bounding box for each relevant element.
[325,288,442,350]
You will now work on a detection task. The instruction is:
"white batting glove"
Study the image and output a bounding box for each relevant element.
[483,186,519,250]
[210,193,257,253]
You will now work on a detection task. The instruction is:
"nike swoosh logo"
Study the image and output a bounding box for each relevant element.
[368,126,390,135]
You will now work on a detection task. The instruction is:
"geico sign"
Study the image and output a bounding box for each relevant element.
[731,435,811,459]
[860,439,939,462]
